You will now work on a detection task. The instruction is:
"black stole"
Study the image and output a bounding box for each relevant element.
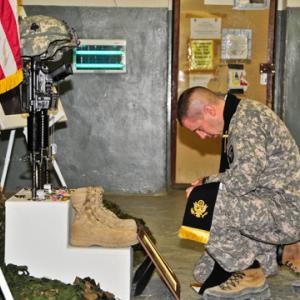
[219,93,241,172]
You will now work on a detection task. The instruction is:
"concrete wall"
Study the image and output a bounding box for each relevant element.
[0,6,169,194]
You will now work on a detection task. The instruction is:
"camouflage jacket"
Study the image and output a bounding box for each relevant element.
[209,99,300,200]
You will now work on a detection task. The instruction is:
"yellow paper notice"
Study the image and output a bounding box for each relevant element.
[189,40,214,71]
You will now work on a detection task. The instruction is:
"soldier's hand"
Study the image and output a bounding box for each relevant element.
[191,178,203,186]
[185,178,204,198]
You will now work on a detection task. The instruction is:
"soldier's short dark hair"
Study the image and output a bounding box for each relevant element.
[177,86,203,126]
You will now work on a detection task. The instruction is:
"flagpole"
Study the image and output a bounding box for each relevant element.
[0,267,13,300]
[0,129,16,192]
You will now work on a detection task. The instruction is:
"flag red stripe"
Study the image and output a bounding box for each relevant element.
[0,0,22,69]
[0,65,5,80]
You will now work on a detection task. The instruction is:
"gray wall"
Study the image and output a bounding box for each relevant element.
[281,8,300,148]
[0,6,169,194]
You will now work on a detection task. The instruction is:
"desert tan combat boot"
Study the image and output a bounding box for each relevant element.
[87,187,137,231]
[71,187,90,214]
[203,267,271,300]
[70,191,138,247]
[71,187,105,215]
[71,186,137,231]
[282,242,300,274]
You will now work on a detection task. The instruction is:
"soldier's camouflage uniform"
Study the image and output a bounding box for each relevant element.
[194,98,300,283]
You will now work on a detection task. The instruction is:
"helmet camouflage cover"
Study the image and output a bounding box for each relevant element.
[20,15,78,60]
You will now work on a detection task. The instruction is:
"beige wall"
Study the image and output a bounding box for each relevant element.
[176,0,269,183]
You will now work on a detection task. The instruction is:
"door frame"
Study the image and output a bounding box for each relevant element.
[170,0,180,186]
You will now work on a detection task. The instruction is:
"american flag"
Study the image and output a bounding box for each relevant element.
[0,0,23,94]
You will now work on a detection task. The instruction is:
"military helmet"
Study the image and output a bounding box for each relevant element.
[20,15,78,60]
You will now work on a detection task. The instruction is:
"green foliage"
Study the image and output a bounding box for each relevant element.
[103,198,156,244]
[1,264,115,300]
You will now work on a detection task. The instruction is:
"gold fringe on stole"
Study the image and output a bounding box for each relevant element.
[178,225,210,244]
[0,69,23,95]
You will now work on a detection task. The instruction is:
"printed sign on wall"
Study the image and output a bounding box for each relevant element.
[188,40,214,71]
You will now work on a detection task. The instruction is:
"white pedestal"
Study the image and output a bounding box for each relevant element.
[5,190,132,300]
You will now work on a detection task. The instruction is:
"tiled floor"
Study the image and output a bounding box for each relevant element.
[106,189,300,300]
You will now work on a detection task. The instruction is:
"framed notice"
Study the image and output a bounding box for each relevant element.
[190,18,221,39]
[133,229,180,299]
[221,29,252,60]
[233,0,269,10]
[188,40,214,71]
[228,64,249,93]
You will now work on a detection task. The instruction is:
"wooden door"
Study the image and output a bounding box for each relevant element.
[171,0,276,185]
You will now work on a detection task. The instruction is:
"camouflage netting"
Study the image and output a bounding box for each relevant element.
[0,192,152,298]
[0,264,115,300]
[102,198,155,245]
[102,198,156,267]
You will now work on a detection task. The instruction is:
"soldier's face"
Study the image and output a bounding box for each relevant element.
[182,106,223,139]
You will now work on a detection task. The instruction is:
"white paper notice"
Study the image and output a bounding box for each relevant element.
[190,18,221,39]
[189,74,214,88]
[204,0,233,4]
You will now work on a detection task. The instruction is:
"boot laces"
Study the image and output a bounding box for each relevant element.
[219,271,245,290]
[285,261,300,275]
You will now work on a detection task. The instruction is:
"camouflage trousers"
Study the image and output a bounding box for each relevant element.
[193,184,300,283]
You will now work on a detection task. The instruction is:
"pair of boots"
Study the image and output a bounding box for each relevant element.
[70,186,138,248]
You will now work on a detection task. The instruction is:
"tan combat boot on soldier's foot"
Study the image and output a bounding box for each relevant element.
[203,267,271,300]
[70,192,138,247]
[282,242,300,275]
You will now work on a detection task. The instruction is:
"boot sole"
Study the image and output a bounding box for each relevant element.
[291,280,300,293]
[70,237,138,248]
[203,282,271,300]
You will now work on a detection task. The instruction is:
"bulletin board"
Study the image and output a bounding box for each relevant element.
[176,0,270,184]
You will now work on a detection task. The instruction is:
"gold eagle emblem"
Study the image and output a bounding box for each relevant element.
[191,200,208,218]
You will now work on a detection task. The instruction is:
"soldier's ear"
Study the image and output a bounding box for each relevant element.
[203,104,216,117]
